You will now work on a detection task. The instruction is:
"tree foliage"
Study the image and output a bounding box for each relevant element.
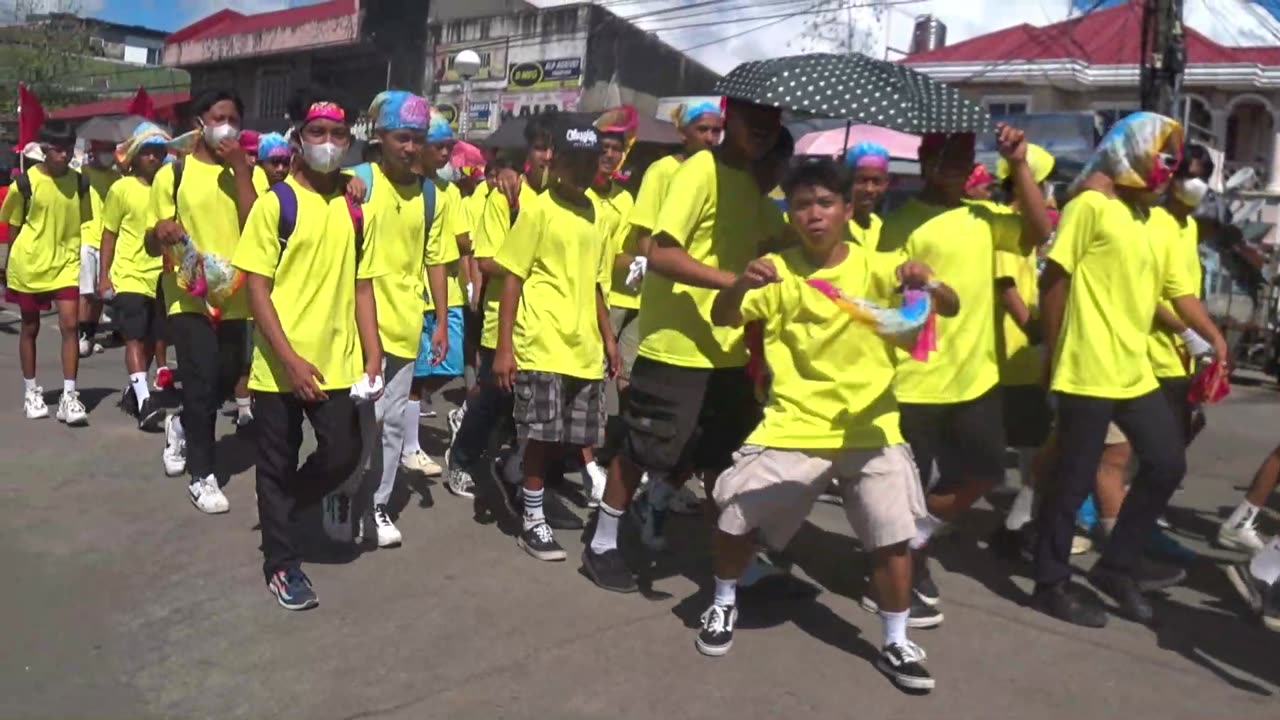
[0,0,95,111]
[787,0,883,57]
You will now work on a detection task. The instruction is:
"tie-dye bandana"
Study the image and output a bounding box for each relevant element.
[369,91,429,132]
[427,108,454,143]
[114,121,199,165]
[671,100,721,129]
[257,132,291,160]
[1071,111,1184,194]
[845,142,890,171]
[305,101,345,124]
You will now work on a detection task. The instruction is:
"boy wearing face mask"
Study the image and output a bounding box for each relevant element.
[78,138,121,357]
[146,89,259,514]
[233,89,385,610]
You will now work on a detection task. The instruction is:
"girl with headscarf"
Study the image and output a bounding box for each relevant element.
[844,142,891,247]
[1032,112,1227,629]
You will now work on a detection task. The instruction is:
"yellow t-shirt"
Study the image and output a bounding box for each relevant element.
[879,198,1023,403]
[1147,207,1203,379]
[994,247,1041,386]
[80,166,119,250]
[232,176,384,393]
[588,183,637,309]
[149,156,252,319]
[423,178,467,312]
[639,150,786,369]
[0,166,85,293]
[848,212,882,247]
[740,244,903,449]
[476,180,542,349]
[102,176,163,298]
[364,164,429,359]
[1048,190,1196,398]
[462,187,488,230]
[628,154,681,232]
[495,190,610,379]
[252,165,271,193]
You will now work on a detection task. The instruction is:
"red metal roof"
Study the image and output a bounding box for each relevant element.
[165,0,357,46]
[48,91,190,120]
[903,0,1280,67]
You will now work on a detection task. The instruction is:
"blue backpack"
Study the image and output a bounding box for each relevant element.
[268,181,365,265]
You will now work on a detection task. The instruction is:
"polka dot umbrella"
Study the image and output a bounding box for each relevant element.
[714,52,992,134]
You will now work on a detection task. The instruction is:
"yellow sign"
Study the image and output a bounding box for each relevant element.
[507,58,582,90]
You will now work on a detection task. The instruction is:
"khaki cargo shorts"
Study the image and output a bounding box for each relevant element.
[713,443,925,551]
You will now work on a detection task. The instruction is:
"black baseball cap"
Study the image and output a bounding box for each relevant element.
[554,121,600,153]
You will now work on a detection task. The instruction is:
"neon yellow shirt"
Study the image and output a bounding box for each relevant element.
[994,247,1041,386]
[588,183,637,309]
[628,154,681,232]
[80,165,119,250]
[365,164,429,359]
[476,180,542,349]
[1147,207,1203,379]
[848,212,882,247]
[0,166,85,293]
[102,176,163,298]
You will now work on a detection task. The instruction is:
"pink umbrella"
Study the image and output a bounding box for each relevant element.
[794,124,921,159]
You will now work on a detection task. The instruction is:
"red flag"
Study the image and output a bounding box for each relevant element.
[17,83,45,147]
[127,87,155,120]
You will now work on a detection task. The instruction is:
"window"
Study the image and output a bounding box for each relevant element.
[1093,103,1138,134]
[477,18,491,40]
[446,21,462,43]
[256,67,290,120]
[983,95,1030,117]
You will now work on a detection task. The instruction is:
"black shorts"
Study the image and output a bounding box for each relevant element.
[899,386,1005,491]
[111,292,156,342]
[619,356,763,475]
[1002,384,1052,448]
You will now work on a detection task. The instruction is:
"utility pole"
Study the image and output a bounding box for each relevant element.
[1140,0,1186,119]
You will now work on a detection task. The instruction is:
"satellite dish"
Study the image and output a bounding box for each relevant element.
[1225,166,1257,192]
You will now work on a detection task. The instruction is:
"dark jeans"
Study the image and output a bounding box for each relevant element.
[168,314,249,479]
[1033,390,1187,588]
[449,347,514,468]
[254,391,363,580]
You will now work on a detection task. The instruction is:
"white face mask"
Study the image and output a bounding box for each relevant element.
[437,164,459,183]
[202,122,240,148]
[301,141,344,173]
[1173,178,1208,207]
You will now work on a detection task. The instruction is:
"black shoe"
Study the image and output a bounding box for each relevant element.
[860,590,945,629]
[875,641,935,693]
[474,457,521,523]
[1087,567,1155,625]
[544,489,584,530]
[695,603,737,657]
[1133,558,1187,593]
[1032,581,1109,628]
[988,525,1034,563]
[517,521,566,561]
[582,547,638,593]
[137,397,165,432]
[118,385,139,418]
[912,550,940,606]
[1224,562,1280,631]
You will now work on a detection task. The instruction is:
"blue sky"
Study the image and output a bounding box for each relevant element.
[88,1,309,31]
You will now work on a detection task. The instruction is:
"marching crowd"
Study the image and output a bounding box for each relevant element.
[4,82,1280,695]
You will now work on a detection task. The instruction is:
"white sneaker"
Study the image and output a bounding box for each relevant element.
[93,342,104,354]
[1218,519,1268,552]
[373,504,402,547]
[235,407,254,428]
[78,336,93,358]
[583,461,606,508]
[401,449,443,476]
[322,492,353,542]
[23,387,49,419]
[188,474,229,514]
[55,390,88,426]
[163,414,187,477]
[447,407,465,448]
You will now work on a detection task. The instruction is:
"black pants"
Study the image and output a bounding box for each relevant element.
[449,347,515,468]
[168,314,249,479]
[254,391,363,580]
[1033,390,1187,588]
[1158,376,1194,447]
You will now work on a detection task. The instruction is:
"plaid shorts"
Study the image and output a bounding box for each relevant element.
[513,371,606,446]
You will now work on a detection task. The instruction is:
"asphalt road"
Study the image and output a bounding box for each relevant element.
[1,307,1278,719]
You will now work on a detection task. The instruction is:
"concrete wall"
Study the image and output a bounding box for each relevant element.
[163,12,360,67]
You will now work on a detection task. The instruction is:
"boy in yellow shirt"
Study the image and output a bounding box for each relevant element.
[844,142,889,247]
[98,122,171,432]
[1,125,89,424]
[493,121,620,561]
[233,90,385,611]
[78,139,120,357]
[1034,113,1226,629]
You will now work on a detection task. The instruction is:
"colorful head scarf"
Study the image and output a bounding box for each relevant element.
[966,164,994,194]
[304,101,346,125]
[257,132,291,160]
[845,142,890,171]
[1070,111,1184,194]
[671,100,722,129]
[450,140,486,179]
[369,91,429,132]
[427,108,454,144]
[114,121,189,165]
[594,105,638,181]
[238,129,260,155]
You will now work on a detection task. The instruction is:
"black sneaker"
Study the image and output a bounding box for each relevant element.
[582,548,638,593]
[118,385,139,418]
[137,396,165,432]
[1225,562,1280,631]
[875,640,935,692]
[474,457,521,523]
[912,550,940,606]
[1130,557,1187,592]
[695,603,737,657]
[860,589,945,629]
[518,522,566,561]
[1032,580,1108,628]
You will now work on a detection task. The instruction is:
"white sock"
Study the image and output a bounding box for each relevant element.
[522,486,545,528]
[881,609,909,647]
[585,460,603,476]
[235,396,251,416]
[63,379,75,394]
[590,502,624,554]
[1226,499,1261,529]
[130,372,150,404]
[910,514,944,550]
[1006,486,1036,531]
[713,576,737,607]
[170,415,185,440]
[1250,537,1280,585]
[23,377,36,393]
[402,401,422,455]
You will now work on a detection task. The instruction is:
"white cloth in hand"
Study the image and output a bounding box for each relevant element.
[625,256,648,289]
[349,373,384,403]
[1179,328,1213,359]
